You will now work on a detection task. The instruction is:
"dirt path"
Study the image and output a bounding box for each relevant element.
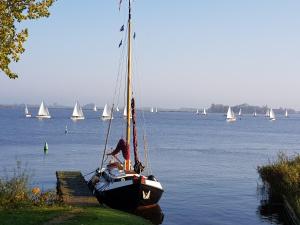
[42,208,83,225]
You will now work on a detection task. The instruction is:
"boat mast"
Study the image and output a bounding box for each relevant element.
[125,0,132,171]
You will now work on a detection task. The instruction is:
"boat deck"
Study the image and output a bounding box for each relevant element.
[56,171,99,207]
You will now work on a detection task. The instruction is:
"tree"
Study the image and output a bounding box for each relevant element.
[0,0,54,79]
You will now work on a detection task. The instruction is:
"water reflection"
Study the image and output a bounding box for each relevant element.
[257,186,292,225]
[132,204,164,225]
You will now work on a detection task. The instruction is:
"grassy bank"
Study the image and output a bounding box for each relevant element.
[0,206,151,225]
[0,163,151,225]
[258,153,300,217]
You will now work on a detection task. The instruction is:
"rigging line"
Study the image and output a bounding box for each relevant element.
[99,14,128,168]
[100,105,115,170]
[131,37,152,175]
[115,7,129,107]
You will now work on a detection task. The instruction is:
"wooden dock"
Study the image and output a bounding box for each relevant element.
[56,171,99,207]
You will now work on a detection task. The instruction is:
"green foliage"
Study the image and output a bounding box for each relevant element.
[0,0,54,79]
[0,161,59,208]
[258,152,300,215]
[0,161,31,208]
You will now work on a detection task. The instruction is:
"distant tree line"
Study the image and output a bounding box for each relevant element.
[208,103,296,114]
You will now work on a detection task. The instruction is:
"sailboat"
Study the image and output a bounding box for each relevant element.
[71,101,85,120]
[116,106,120,112]
[123,105,132,119]
[201,108,207,116]
[36,101,51,119]
[155,107,158,113]
[285,109,288,118]
[226,106,236,122]
[93,104,97,112]
[24,104,31,118]
[102,104,113,120]
[196,109,199,114]
[265,109,270,117]
[89,1,163,209]
[253,110,257,117]
[269,108,276,121]
[150,107,154,113]
[238,108,242,116]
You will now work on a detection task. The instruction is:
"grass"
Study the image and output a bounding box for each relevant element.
[0,162,151,225]
[0,206,68,225]
[0,206,152,225]
[258,152,300,217]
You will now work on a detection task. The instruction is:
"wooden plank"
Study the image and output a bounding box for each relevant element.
[56,171,99,207]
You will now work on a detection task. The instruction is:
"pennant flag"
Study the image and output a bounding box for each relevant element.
[118,40,123,48]
[133,32,136,39]
[120,25,124,32]
[118,0,122,11]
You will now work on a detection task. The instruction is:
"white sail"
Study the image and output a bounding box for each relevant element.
[116,106,120,112]
[150,107,154,113]
[226,106,236,122]
[25,104,31,117]
[253,111,257,117]
[123,106,127,117]
[269,108,276,121]
[202,108,207,115]
[238,108,242,116]
[155,108,158,113]
[25,105,29,114]
[285,109,288,117]
[196,109,199,114]
[265,109,270,117]
[71,101,84,119]
[123,106,132,118]
[102,104,113,119]
[93,104,97,112]
[36,101,51,118]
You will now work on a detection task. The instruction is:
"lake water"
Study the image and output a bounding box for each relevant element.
[1,107,299,225]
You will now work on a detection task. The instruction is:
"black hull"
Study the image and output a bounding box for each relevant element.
[95,183,163,210]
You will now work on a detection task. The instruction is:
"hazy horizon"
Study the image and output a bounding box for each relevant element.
[1,1,300,109]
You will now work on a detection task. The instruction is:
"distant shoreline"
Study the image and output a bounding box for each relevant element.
[0,103,298,114]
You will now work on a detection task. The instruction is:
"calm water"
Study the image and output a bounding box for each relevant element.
[1,107,299,225]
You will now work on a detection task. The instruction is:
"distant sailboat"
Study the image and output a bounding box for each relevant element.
[150,107,154,113]
[36,101,51,119]
[123,106,132,118]
[196,109,199,114]
[265,109,270,117]
[285,109,288,118]
[253,111,257,117]
[102,104,113,120]
[155,107,158,113]
[25,104,31,118]
[116,106,120,112]
[269,108,276,121]
[202,108,207,116]
[71,101,85,120]
[93,104,97,112]
[226,106,236,122]
[238,108,242,116]
[65,125,68,134]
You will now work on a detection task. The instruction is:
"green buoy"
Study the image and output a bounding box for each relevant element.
[44,141,48,154]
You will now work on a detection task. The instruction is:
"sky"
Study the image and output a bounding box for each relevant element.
[1,0,300,109]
